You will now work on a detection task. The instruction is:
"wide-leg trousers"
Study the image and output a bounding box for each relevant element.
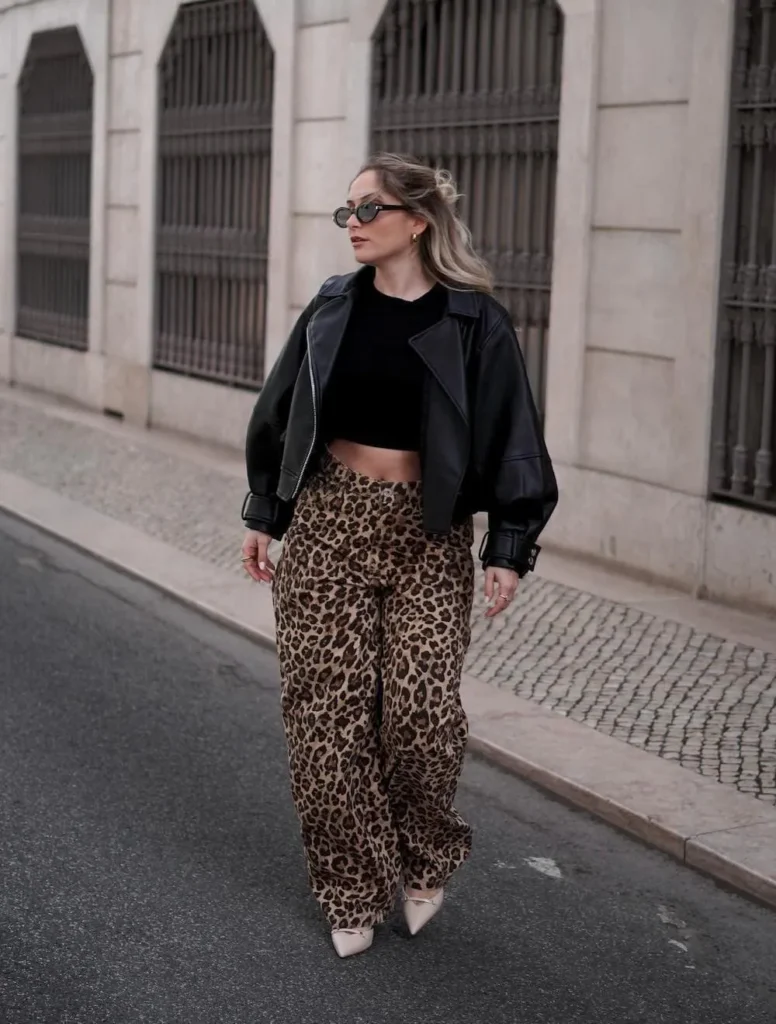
[272,453,474,930]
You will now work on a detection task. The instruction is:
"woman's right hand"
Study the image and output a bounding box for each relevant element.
[241,530,275,584]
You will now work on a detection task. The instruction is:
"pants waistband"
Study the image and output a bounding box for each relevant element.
[320,448,422,499]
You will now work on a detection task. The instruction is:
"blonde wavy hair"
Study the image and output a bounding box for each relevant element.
[356,152,494,294]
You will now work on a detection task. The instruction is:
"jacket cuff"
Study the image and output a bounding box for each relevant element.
[244,517,275,534]
[479,530,541,577]
[241,492,278,537]
[242,491,276,525]
[242,491,294,541]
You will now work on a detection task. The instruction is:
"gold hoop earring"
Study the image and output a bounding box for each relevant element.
[411,232,418,244]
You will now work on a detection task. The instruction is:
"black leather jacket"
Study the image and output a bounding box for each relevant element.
[242,269,558,576]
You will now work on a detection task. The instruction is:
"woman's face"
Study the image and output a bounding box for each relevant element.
[344,170,426,266]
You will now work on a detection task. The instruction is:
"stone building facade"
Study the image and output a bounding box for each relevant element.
[0,0,774,614]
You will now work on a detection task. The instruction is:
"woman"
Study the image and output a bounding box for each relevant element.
[240,153,557,958]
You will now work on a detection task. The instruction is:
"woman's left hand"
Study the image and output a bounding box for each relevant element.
[484,567,519,618]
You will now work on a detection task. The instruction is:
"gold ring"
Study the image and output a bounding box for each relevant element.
[498,594,510,602]
[241,556,254,563]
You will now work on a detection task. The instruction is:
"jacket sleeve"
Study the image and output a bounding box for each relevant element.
[472,314,558,576]
[242,296,320,536]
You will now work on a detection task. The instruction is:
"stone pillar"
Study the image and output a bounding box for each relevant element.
[258,0,298,370]
[345,0,386,170]
[674,0,736,498]
[283,0,361,352]
[543,0,737,591]
[103,0,147,423]
[544,0,602,468]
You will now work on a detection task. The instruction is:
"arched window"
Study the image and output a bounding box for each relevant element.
[371,0,563,414]
[17,27,93,350]
[712,0,776,511]
[155,0,274,387]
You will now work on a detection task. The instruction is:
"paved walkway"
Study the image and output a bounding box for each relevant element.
[1,385,774,808]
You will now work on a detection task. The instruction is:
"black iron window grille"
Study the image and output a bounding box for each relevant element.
[370,0,563,415]
[17,27,93,350]
[154,0,274,388]
[713,0,776,512]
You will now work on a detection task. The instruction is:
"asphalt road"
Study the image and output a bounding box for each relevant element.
[1,512,775,1024]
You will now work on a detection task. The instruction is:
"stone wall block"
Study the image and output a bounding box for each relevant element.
[600,0,693,105]
[594,105,687,231]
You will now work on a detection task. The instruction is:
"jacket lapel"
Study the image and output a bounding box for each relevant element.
[410,317,470,425]
[307,291,354,396]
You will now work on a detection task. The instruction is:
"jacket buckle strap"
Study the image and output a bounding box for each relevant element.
[525,544,540,571]
[479,528,542,576]
[241,491,275,523]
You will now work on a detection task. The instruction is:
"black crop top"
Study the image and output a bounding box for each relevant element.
[322,270,447,451]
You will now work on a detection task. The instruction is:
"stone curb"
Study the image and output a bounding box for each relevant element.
[463,731,776,910]
[2,467,775,913]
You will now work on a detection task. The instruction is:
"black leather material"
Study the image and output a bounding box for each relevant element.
[243,267,558,573]
[478,532,540,578]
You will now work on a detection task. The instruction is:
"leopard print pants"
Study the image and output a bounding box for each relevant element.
[272,452,475,930]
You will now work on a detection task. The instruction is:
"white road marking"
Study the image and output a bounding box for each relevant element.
[668,940,689,953]
[17,555,43,572]
[524,857,563,879]
[657,905,688,930]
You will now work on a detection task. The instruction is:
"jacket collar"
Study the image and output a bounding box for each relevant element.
[315,266,476,425]
[318,266,481,320]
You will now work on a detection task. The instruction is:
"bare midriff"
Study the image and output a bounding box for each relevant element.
[328,439,422,483]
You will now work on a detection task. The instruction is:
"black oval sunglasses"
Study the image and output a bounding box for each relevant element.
[332,201,409,228]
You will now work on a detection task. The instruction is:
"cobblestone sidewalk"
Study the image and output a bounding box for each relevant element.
[1,391,774,804]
